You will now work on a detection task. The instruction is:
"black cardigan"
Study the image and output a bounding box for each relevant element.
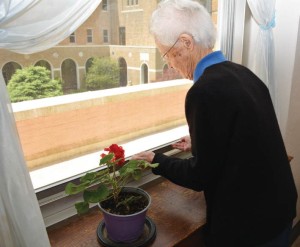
[152,61,297,246]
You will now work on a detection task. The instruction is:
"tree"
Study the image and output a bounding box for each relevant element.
[7,66,63,103]
[85,57,120,90]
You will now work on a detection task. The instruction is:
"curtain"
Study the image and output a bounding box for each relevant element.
[0,0,101,246]
[0,73,51,247]
[218,0,236,61]
[0,0,101,54]
[247,0,277,114]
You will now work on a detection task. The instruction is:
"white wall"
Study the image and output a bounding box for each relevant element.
[273,2,300,223]
[274,0,300,136]
[285,16,300,224]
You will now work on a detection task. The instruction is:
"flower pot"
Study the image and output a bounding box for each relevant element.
[98,187,151,243]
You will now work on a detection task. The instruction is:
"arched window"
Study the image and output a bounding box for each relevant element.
[163,64,169,79]
[118,57,127,87]
[141,63,148,84]
[2,62,22,85]
[35,60,51,72]
[85,57,93,73]
[161,63,182,81]
[61,59,77,93]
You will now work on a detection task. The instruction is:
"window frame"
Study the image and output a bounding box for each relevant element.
[103,29,109,43]
[25,0,241,228]
[86,28,93,43]
[119,26,126,45]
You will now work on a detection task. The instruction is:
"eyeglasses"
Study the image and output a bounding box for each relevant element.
[161,38,180,60]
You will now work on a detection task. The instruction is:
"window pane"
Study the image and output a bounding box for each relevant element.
[102,0,108,10]
[119,26,126,45]
[103,29,109,43]
[1,0,219,189]
[69,32,76,43]
[87,29,93,43]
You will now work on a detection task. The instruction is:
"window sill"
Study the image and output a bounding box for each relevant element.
[47,179,207,247]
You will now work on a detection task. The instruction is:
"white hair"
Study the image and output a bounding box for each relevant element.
[150,0,216,49]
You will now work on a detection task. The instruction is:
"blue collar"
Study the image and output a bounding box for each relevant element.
[193,51,227,82]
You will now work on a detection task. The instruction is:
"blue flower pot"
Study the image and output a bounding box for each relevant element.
[98,187,151,243]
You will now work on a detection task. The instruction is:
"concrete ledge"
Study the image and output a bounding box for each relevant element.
[13,79,192,170]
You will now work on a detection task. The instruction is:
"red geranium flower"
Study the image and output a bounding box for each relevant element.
[101,144,125,166]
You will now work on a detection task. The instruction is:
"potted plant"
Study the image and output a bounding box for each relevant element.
[65,144,159,243]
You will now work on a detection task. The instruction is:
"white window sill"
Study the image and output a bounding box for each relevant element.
[30,125,189,192]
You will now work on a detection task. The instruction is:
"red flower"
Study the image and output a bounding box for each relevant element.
[102,144,125,166]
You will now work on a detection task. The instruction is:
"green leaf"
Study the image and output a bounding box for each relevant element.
[80,172,97,182]
[119,161,138,174]
[132,170,142,180]
[148,162,159,168]
[75,201,90,215]
[65,182,89,195]
[100,153,114,165]
[83,184,110,203]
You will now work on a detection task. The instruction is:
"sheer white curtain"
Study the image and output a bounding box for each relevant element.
[0,0,101,246]
[218,0,247,64]
[247,0,277,114]
[0,0,101,53]
[218,0,236,61]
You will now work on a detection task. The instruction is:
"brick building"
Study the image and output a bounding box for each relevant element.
[0,0,218,92]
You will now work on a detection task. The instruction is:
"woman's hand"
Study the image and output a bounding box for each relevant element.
[131,151,155,163]
[172,135,191,152]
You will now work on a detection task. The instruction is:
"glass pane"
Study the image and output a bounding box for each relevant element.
[69,33,76,43]
[0,0,219,189]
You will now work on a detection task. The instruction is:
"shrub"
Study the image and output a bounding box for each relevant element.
[85,57,120,90]
[7,66,62,102]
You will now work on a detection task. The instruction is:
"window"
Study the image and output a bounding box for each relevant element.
[2,0,219,178]
[103,29,109,43]
[2,62,22,84]
[35,60,51,72]
[127,0,138,6]
[119,26,126,45]
[1,1,219,218]
[69,32,76,43]
[61,59,78,92]
[87,29,93,43]
[141,63,148,84]
[102,0,108,11]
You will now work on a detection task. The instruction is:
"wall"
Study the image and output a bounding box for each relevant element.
[273,2,300,223]
[13,80,190,170]
[274,0,300,136]
[285,16,300,225]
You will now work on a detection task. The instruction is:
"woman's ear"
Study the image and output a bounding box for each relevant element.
[179,33,194,50]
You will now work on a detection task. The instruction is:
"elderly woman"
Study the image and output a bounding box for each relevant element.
[133,0,297,246]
